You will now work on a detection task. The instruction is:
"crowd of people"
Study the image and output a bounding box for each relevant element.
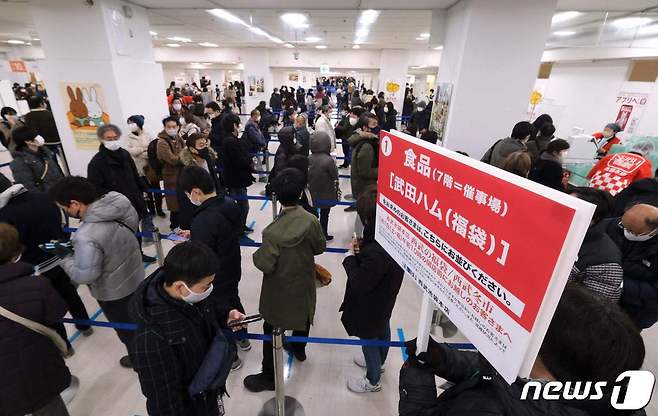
[0,75,655,416]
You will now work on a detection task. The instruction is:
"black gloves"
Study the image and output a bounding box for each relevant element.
[404,336,443,369]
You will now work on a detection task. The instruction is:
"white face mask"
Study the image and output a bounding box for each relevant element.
[127,123,139,133]
[102,140,121,151]
[173,103,182,111]
[33,135,45,147]
[179,117,186,125]
[349,117,357,126]
[181,282,213,304]
[603,130,614,139]
[166,128,179,137]
[186,192,202,207]
[560,151,569,159]
[624,228,656,242]
[6,115,18,123]
[384,107,389,113]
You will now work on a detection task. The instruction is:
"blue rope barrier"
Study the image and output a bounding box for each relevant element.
[58,317,475,349]
[0,162,10,168]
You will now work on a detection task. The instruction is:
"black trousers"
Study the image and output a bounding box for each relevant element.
[98,293,136,353]
[44,266,91,346]
[262,321,310,379]
[316,207,331,237]
[145,177,164,214]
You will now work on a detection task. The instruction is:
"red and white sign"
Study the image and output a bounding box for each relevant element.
[375,130,594,382]
[615,92,649,135]
[9,60,27,73]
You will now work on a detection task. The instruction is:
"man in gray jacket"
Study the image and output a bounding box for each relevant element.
[482,121,535,168]
[49,176,144,368]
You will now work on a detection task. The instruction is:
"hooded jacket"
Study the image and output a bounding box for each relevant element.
[613,178,658,216]
[266,127,299,195]
[484,137,527,169]
[130,269,233,416]
[348,129,379,198]
[254,206,326,330]
[60,191,144,301]
[157,130,185,211]
[0,262,71,416]
[528,152,565,192]
[125,129,153,176]
[313,113,337,152]
[10,146,64,192]
[308,131,339,207]
[221,133,254,189]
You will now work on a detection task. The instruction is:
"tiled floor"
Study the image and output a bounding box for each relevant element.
[59,139,658,415]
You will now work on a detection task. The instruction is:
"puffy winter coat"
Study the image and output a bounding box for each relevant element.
[221,134,254,188]
[528,153,565,192]
[254,206,326,330]
[348,130,379,198]
[483,137,526,169]
[125,130,153,176]
[60,191,144,301]
[308,131,339,207]
[0,262,71,416]
[10,146,64,192]
[313,114,336,152]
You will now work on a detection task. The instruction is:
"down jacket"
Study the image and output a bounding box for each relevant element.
[0,262,71,416]
[125,130,154,176]
[10,147,64,192]
[308,131,339,207]
[60,191,144,301]
[348,130,379,198]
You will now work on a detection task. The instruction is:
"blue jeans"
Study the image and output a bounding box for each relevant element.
[361,325,391,385]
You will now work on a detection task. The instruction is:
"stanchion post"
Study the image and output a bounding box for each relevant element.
[153,228,165,267]
[273,328,286,416]
[265,148,271,172]
[271,193,278,221]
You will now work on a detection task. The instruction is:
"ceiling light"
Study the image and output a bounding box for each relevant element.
[553,30,576,36]
[32,37,40,41]
[316,45,327,49]
[201,62,211,65]
[26,42,32,46]
[284,43,295,48]
[358,9,380,26]
[419,33,430,38]
[208,9,247,26]
[415,37,426,40]
[352,44,360,49]
[281,13,309,29]
[552,11,582,25]
[638,23,658,35]
[167,36,192,43]
[305,36,321,42]
[190,62,201,65]
[269,36,284,44]
[198,42,219,47]
[612,17,653,29]
[149,31,158,36]
[356,28,369,38]
[6,39,25,45]
[249,26,268,36]
[433,45,443,50]
[165,43,181,48]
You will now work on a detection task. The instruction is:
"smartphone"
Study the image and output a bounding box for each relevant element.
[228,314,262,328]
[167,233,188,242]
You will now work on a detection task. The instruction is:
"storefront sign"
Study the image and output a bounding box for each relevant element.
[615,92,649,134]
[375,130,594,382]
[9,60,27,73]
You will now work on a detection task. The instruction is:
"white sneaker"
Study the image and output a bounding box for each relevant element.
[231,357,243,372]
[237,339,252,351]
[61,375,79,404]
[347,375,382,393]
[353,355,385,373]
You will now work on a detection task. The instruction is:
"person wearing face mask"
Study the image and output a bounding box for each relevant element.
[244,109,268,182]
[383,101,397,132]
[179,108,201,140]
[157,116,186,230]
[204,101,223,155]
[131,241,246,416]
[87,124,155,263]
[0,106,24,150]
[170,96,184,116]
[0,222,78,416]
[179,166,250,361]
[593,122,622,157]
[335,106,364,170]
[347,114,380,214]
[177,134,220,230]
[221,113,255,234]
[587,142,654,197]
[528,139,570,192]
[265,126,300,198]
[313,105,337,153]
[603,203,658,329]
[10,126,64,192]
[294,114,311,157]
[49,176,144,368]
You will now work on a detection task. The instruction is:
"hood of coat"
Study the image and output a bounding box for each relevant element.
[278,126,296,150]
[270,206,318,248]
[180,147,217,166]
[11,146,53,160]
[347,129,378,147]
[83,191,135,224]
[310,131,331,154]
[0,262,34,284]
[0,184,26,209]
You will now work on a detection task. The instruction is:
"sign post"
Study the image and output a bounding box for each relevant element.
[376,130,595,382]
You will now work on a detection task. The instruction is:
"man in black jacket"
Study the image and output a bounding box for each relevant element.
[204,101,223,156]
[613,169,658,216]
[87,124,155,263]
[131,241,245,416]
[399,284,645,416]
[604,203,658,329]
[221,113,254,234]
[179,166,251,358]
[335,106,364,169]
[341,186,404,393]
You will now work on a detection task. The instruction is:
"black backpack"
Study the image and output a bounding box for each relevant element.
[147,138,173,177]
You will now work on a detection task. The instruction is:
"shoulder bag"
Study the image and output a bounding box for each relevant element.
[0,305,68,354]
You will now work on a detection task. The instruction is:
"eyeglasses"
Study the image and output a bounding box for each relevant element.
[618,221,658,238]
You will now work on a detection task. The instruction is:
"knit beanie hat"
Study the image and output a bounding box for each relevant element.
[128,115,145,129]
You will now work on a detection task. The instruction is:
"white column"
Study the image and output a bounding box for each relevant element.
[378,49,409,114]
[438,0,557,157]
[240,48,272,112]
[30,0,168,176]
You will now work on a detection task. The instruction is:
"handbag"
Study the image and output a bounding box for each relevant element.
[0,305,68,355]
[315,263,332,287]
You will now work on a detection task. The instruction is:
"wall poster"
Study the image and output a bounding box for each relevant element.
[248,75,265,96]
[615,92,649,135]
[429,82,453,143]
[59,82,110,150]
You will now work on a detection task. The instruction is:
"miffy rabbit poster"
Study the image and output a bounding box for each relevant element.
[59,82,111,150]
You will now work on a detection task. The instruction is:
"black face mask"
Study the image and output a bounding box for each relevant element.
[196,148,210,158]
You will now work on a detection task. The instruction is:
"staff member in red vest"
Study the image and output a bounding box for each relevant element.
[588,142,654,196]
[593,122,622,157]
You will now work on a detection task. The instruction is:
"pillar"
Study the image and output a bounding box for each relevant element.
[378,49,409,114]
[240,48,273,113]
[30,0,168,176]
[438,0,557,157]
